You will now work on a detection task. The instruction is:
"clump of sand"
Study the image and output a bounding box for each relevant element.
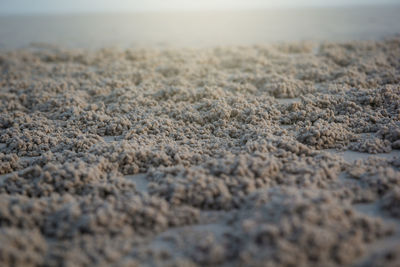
[0,38,399,266]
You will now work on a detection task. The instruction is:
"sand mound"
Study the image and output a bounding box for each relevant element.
[0,38,400,266]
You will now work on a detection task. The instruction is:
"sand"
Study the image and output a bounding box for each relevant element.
[0,36,400,266]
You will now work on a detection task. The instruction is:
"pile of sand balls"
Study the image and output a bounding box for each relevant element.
[0,37,399,266]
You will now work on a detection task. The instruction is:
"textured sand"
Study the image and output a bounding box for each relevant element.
[0,38,400,266]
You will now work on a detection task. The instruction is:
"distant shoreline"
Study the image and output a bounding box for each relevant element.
[0,6,400,49]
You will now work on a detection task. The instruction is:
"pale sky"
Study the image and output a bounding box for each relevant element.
[0,0,399,14]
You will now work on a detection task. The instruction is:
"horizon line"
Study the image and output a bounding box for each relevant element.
[1,3,399,17]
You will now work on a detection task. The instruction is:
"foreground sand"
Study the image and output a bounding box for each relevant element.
[0,38,400,266]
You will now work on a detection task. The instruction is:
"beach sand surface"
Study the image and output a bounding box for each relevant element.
[0,6,400,267]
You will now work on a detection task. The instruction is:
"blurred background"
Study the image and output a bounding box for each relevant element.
[0,0,399,49]
[1,0,399,14]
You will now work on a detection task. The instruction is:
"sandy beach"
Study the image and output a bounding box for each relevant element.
[1,6,400,267]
